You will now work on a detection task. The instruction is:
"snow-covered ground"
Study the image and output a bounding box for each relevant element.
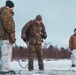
[10,59,76,75]
[11,59,71,70]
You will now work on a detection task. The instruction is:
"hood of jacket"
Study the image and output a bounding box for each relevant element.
[0,6,14,15]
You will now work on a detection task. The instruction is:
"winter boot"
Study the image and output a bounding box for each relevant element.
[71,64,75,67]
[39,64,44,70]
[9,70,16,74]
[0,70,16,74]
[29,68,33,71]
[39,66,44,70]
[0,71,9,74]
[28,65,33,71]
[39,68,44,70]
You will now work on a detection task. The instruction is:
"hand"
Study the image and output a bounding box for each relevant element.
[10,38,16,44]
[41,35,47,39]
[71,49,73,50]
[43,36,47,39]
[70,51,72,55]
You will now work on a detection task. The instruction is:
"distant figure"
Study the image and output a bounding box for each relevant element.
[21,15,47,71]
[0,0,16,74]
[69,28,76,67]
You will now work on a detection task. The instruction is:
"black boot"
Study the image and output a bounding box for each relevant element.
[39,64,44,70]
[28,68,33,71]
[0,70,16,74]
[28,65,33,71]
[71,64,75,67]
[39,68,44,70]
[0,71,9,74]
[9,70,16,74]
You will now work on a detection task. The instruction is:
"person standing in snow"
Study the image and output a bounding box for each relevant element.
[0,0,16,73]
[69,28,76,67]
[21,15,47,71]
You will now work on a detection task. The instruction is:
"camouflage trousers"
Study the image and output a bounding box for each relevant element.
[28,43,44,70]
[0,40,12,72]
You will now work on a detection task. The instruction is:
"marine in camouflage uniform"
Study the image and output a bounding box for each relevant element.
[21,15,47,71]
[0,1,16,73]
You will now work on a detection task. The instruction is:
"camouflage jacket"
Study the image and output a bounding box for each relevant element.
[0,6,15,41]
[21,20,47,44]
[69,34,76,50]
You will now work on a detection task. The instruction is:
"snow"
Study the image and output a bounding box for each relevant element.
[10,59,76,75]
[10,59,71,70]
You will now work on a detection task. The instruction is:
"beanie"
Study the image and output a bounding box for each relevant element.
[74,28,76,32]
[6,0,14,8]
[36,15,42,21]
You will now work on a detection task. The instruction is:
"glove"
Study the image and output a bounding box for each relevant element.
[10,38,16,44]
[41,35,47,39]
[23,38,27,42]
[70,51,72,55]
[70,48,73,50]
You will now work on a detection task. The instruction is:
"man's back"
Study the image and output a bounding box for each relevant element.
[0,6,15,40]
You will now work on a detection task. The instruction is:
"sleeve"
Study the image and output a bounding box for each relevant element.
[21,22,30,39]
[41,22,47,39]
[69,36,73,50]
[1,9,15,39]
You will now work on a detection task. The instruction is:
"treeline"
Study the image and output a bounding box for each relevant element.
[0,44,71,61]
[12,44,70,61]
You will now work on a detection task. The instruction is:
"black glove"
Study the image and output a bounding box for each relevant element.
[70,51,72,55]
[23,38,27,42]
[41,35,47,39]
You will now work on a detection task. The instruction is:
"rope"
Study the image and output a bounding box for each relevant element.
[18,59,28,69]
[15,43,28,69]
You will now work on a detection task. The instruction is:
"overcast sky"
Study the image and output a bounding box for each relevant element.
[0,0,76,48]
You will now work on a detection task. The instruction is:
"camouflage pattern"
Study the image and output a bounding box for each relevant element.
[21,20,47,70]
[0,6,15,42]
[0,6,15,72]
[21,20,47,44]
[28,43,44,69]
